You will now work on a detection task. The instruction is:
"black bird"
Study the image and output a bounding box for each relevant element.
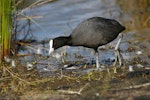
[49,17,125,69]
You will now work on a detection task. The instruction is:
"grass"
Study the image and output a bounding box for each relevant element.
[1,62,149,100]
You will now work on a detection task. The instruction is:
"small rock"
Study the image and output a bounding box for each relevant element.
[4,56,11,63]
[37,47,42,54]
[26,62,33,70]
[136,51,142,55]
[129,65,134,72]
[136,64,144,68]
[95,93,100,96]
[11,60,16,68]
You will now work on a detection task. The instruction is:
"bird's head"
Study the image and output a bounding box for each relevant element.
[49,36,70,55]
[49,38,64,55]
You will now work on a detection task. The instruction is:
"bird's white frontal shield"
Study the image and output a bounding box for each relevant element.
[49,39,54,55]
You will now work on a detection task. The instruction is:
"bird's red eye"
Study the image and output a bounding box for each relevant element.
[111,20,118,25]
[53,41,56,47]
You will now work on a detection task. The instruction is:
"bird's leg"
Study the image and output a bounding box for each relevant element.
[113,34,123,70]
[113,50,122,73]
[117,50,122,66]
[95,52,100,70]
[113,51,122,66]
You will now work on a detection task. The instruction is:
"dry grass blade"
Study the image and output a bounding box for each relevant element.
[57,83,89,95]
[143,16,150,27]
[3,66,30,84]
[18,0,56,14]
[17,41,49,52]
[32,0,56,7]
[17,15,43,20]
[110,82,150,91]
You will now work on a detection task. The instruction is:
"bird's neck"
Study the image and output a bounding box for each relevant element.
[53,36,71,49]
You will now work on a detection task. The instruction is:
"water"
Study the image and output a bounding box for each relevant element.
[16,0,150,75]
[18,0,123,40]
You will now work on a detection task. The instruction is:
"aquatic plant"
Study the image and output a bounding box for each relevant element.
[0,0,12,63]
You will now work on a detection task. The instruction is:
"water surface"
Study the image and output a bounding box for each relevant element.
[16,0,150,75]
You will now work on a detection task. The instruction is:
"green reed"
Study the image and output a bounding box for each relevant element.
[0,0,12,63]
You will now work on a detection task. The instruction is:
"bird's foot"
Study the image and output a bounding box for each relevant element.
[95,65,105,71]
[113,50,122,67]
[96,67,103,71]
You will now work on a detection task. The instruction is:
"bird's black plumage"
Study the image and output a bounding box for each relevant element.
[52,17,125,52]
[49,17,126,69]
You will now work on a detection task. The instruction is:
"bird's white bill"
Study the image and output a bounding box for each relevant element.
[49,40,54,55]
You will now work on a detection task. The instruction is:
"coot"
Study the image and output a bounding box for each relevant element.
[49,17,125,69]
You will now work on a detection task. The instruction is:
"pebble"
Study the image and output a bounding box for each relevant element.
[129,65,134,72]
[136,51,142,55]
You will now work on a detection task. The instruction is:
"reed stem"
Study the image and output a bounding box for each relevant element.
[0,0,12,63]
